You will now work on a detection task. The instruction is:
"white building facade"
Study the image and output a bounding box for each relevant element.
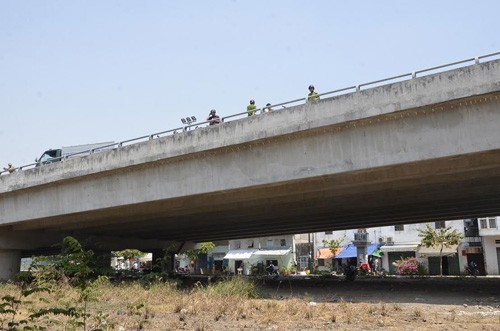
[224,234,308,275]
[315,218,499,275]
[478,217,500,275]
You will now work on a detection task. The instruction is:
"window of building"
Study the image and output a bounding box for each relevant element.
[267,240,273,248]
[234,241,241,249]
[479,217,496,229]
[489,218,497,229]
[394,225,404,231]
[325,231,333,235]
[317,259,325,267]
[247,240,254,248]
[435,221,446,229]
[280,239,286,247]
[480,219,488,229]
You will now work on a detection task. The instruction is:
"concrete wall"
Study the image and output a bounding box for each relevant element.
[229,235,294,250]
[482,236,500,275]
[0,250,21,281]
[315,220,465,247]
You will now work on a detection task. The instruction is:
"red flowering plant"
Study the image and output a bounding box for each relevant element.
[393,257,420,276]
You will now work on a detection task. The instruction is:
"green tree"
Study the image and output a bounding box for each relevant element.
[418,223,463,276]
[114,249,146,261]
[199,242,216,254]
[322,239,343,271]
[322,239,343,258]
[183,242,215,272]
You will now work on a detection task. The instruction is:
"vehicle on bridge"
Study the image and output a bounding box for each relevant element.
[35,142,115,166]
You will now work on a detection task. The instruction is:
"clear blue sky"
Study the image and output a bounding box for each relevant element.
[1,1,499,168]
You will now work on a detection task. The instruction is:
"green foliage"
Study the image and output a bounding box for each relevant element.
[0,236,145,330]
[418,223,463,276]
[199,242,215,254]
[322,239,343,258]
[202,277,260,299]
[0,237,160,330]
[91,310,115,331]
[139,272,171,289]
[418,224,463,248]
[279,265,297,275]
[184,242,216,262]
[50,236,94,289]
[127,303,150,330]
[113,249,146,260]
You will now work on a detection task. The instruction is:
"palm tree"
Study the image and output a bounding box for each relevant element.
[418,224,463,276]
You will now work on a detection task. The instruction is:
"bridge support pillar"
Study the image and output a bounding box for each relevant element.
[0,249,22,281]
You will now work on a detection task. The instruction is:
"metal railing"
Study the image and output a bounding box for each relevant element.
[2,51,499,176]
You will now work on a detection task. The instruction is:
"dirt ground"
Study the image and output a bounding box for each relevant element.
[2,276,499,330]
[252,276,500,330]
[137,276,500,330]
[263,276,500,305]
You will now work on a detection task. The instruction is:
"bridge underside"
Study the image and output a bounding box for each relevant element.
[2,59,500,256]
[12,148,500,243]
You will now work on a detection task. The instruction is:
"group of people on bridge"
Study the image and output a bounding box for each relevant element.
[2,86,321,174]
[207,85,320,126]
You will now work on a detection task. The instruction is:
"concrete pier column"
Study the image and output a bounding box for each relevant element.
[353,229,370,264]
[0,250,22,281]
[356,244,368,264]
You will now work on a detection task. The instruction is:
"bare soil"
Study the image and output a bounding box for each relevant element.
[2,276,499,330]
[163,276,500,330]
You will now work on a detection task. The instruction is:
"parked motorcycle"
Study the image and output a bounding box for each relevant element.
[265,264,280,278]
[464,261,479,276]
[343,264,358,281]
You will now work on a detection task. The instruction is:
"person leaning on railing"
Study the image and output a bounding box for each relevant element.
[247,99,257,116]
[207,109,221,126]
[3,163,16,174]
[263,103,273,113]
[307,84,320,102]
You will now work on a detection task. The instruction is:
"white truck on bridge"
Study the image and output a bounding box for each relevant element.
[36,142,115,166]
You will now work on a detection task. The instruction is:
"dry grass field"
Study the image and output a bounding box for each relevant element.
[1,276,499,330]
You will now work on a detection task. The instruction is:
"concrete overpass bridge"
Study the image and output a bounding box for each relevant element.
[1,55,500,279]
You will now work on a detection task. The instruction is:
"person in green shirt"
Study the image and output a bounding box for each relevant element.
[247,99,257,116]
[307,85,320,102]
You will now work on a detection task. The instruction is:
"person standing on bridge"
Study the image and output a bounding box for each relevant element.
[307,85,320,103]
[3,163,16,173]
[207,109,221,126]
[247,99,257,116]
[263,103,273,113]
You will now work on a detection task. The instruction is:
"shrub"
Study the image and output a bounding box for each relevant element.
[203,277,260,299]
[393,257,421,276]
